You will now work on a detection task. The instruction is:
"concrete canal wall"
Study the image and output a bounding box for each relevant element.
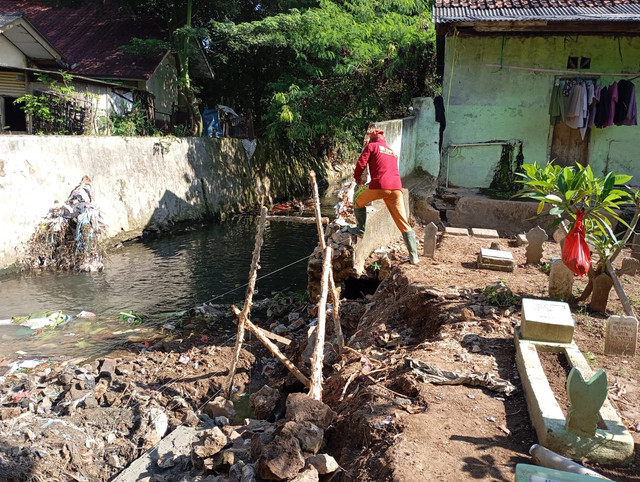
[0,135,323,270]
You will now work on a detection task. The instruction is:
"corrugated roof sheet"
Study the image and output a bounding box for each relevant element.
[434,0,640,22]
[0,1,168,80]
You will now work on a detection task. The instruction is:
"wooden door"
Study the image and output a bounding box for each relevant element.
[550,122,590,167]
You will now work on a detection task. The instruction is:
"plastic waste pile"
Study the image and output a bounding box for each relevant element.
[22,177,106,272]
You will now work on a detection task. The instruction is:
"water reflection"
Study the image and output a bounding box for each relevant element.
[0,217,320,360]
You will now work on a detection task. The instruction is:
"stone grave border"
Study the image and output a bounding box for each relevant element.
[514,328,634,465]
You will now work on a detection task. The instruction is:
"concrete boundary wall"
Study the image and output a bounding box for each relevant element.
[0,135,318,270]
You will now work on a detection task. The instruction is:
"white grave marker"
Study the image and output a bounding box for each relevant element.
[520,298,575,343]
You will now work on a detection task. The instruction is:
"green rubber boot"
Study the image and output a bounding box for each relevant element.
[343,207,367,236]
[402,230,420,264]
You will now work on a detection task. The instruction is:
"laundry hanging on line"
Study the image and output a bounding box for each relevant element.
[548,77,637,138]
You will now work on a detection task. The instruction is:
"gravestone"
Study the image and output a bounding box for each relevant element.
[516,233,528,246]
[553,227,567,246]
[632,232,640,261]
[444,226,469,236]
[549,259,574,300]
[604,315,638,356]
[566,367,608,437]
[471,228,499,239]
[477,248,514,272]
[526,226,547,264]
[423,222,438,258]
[520,298,574,343]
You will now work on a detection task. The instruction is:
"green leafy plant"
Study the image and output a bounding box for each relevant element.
[516,162,640,309]
[483,281,518,307]
[371,261,381,273]
[14,72,82,134]
[118,310,144,326]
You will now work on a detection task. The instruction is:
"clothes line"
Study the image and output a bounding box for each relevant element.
[485,63,640,78]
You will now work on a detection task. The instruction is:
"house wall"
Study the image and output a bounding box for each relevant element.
[0,35,27,68]
[146,53,177,122]
[0,135,320,270]
[442,34,640,187]
[373,97,441,179]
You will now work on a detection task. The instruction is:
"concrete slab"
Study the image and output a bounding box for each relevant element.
[471,228,499,239]
[521,298,574,344]
[444,226,469,236]
[477,248,514,272]
[446,193,554,235]
[514,329,634,465]
[112,425,201,482]
[352,189,410,275]
[515,463,606,481]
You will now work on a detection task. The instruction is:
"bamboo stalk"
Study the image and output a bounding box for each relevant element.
[309,170,344,350]
[309,245,332,400]
[267,215,329,224]
[225,207,268,398]
[231,305,310,387]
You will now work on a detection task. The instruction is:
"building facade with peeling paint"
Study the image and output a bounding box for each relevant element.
[433,0,640,189]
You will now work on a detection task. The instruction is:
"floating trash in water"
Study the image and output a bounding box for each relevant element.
[77,311,96,318]
[118,310,144,326]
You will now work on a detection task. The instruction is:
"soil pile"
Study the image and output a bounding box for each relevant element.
[0,229,638,481]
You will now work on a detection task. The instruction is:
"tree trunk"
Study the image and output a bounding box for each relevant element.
[589,272,614,313]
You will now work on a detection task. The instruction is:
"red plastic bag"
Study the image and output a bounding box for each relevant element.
[562,210,591,277]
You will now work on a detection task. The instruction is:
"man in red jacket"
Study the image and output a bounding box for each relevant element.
[344,129,419,264]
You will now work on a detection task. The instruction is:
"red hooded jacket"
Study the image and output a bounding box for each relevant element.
[354,137,402,190]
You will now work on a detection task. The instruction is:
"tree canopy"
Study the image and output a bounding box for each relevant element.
[205,0,437,155]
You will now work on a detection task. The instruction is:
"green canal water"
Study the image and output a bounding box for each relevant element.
[0,216,322,361]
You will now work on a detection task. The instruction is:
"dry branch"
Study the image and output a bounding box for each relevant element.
[225,207,268,398]
[231,306,310,387]
[309,170,344,350]
[309,245,332,400]
[267,215,329,224]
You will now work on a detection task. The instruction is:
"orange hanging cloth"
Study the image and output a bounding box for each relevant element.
[562,210,591,277]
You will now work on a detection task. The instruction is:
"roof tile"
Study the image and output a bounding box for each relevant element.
[0,0,167,80]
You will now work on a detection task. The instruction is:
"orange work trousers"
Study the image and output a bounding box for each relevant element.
[354,187,411,233]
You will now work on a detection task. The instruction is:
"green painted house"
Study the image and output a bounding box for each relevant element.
[433,0,640,189]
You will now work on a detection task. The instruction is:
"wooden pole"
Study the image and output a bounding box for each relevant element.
[267,215,329,224]
[231,305,310,387]
[605,260,636,318]
[225,207,268,398]
[309,245,331,400]
[309,170,344,350]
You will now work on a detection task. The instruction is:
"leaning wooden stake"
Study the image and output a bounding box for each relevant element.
[309,170,344,351]
[225,207,268,398]
[231,305,310,387]
[309,245,332,400]
[605,259,636,318]
[266,215,329,224]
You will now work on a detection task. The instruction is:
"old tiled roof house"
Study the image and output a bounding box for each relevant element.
[0,0,176,133]
[432,0,640,189]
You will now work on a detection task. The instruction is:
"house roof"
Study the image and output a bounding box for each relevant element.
[0,1,168,81]
[0,11,61,63]
[433,0,640,24]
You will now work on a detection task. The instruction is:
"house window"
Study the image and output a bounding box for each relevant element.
[567,56,591,70]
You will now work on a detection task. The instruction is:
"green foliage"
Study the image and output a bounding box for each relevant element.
[118,37,171,57]
[207,0,437,151]
[483,281,518,307]
[101,101,162,136]
[14,72,79,135]
[516,162,636,271]
[118,310,144,326]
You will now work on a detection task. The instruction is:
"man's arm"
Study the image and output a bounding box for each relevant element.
[354,145,372,185]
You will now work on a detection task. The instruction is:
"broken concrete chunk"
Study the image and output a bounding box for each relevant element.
[306,453,339,474]
[193,426,228,459]
[256,435,305,480]
[289,465,320,482]
[281,421,324,454]
[285,393,336,429]
[250,385,281,421]
[204,396,236,421]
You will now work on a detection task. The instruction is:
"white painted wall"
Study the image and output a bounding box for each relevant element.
[0,136,275,269]
[0,35,27,68]
[146,53,178,122]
